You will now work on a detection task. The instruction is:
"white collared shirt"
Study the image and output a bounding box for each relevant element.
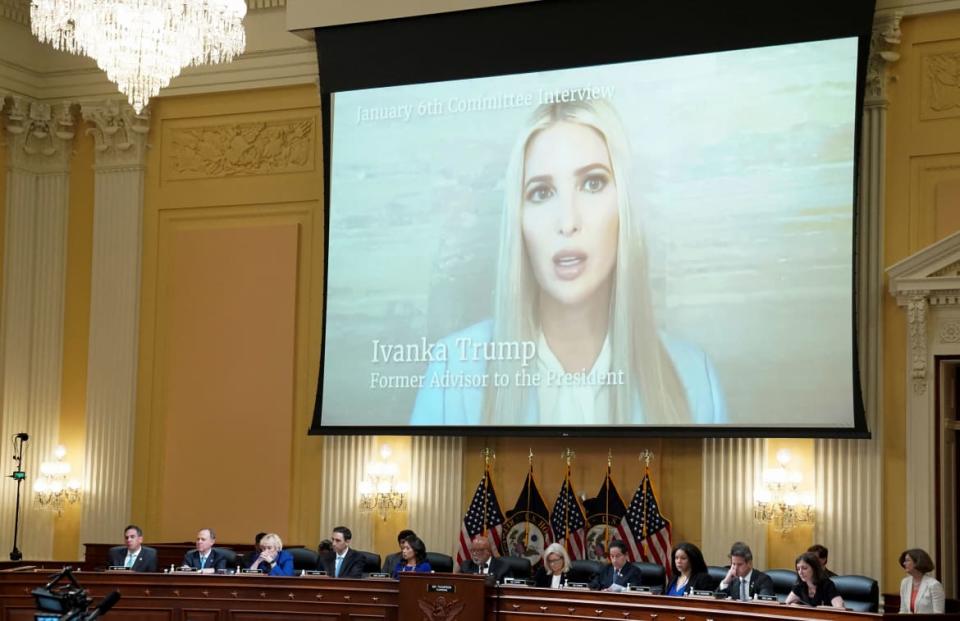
[535,333,612,425]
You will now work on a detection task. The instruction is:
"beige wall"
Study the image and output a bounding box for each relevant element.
[131,84,326,545]
[882,9,960,592]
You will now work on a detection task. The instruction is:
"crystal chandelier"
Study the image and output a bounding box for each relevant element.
[358,445,409,521]
[29,0,247,113]
[33,445,82,516]
[752,449,815,534]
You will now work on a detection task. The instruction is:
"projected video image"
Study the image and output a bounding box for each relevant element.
[321,37,858,429]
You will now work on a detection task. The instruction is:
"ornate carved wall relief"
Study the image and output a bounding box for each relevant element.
[163,116,315,181]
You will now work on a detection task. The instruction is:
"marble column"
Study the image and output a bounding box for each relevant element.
[0,98,75,560]
[77,101,150,555]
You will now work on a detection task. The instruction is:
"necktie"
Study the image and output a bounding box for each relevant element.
[124,553,134,568]
[200,555,207,569]
[335,556,343,577]
[740,578,747,600]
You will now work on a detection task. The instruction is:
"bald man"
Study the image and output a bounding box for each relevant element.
[458,535,512,583]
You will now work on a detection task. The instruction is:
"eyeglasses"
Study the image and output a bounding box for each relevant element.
[547,556,563,565]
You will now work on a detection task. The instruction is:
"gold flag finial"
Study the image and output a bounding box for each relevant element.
[561,448,576,467]
[481,447,495,467]
[607,449,613,468]
[639,449,654,468]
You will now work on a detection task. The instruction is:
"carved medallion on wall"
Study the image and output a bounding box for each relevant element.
[921,49,960,120]
[163,117,315,180]
[941,320,960,343]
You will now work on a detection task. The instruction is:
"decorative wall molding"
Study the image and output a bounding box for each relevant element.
[0,0,28,27]
[887,229,960,563]
[247,0,286,9]
[908,294,930,394]
[81,100,150,169]
[4,97,76,172]
[164,117,315,180]
[866,12,903,103]
[940,320,960,343]
[925,51,960,114]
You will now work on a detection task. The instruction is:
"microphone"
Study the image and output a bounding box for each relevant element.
[15,432,28,441]
[84,591,121,621]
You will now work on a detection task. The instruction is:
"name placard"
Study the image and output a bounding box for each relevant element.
[428,584,456,593]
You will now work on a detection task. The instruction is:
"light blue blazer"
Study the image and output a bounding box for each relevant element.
[409,320,727,425]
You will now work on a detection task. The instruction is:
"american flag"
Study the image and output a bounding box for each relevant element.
[549,473,588,560]
[456,470,505,566]
[617,468,672,575]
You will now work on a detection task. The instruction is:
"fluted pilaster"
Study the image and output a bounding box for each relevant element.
[77,101,150,555]
[814,12,900,580]
[409,436,463,556]
[319,436,376,552]
[0,98,74,560]
[701,438,767,567]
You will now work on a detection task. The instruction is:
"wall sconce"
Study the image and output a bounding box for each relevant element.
[358,445,408,521]
[753,449,814,534]
[33,445,81,516]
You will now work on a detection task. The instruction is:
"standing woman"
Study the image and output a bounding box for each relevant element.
[899,548,945,613]
[665,542,715,596]
[392,535,432,578]
[784,552,843,608]
[533,543,571,588]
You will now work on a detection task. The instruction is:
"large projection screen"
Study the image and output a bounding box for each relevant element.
[310,0,874,437]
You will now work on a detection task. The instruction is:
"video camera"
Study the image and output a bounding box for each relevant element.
[31,567,120,621]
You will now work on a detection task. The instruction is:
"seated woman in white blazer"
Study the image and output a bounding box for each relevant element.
[899,548,945,614]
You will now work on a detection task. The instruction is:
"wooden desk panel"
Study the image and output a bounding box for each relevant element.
[492,585,884,621]
[4,571,959,620]
[0,570,397,621]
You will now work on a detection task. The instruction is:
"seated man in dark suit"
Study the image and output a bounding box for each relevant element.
[382,529,416,573]
[108,524,158,572]
[808,544,837,578]
[181,528,228,573]
[589,540,641,592]
[718,541,775,600]
[458,535,512,583]
[317,526,364,578]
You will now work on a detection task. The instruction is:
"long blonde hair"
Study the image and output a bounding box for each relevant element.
[482,99,689,425]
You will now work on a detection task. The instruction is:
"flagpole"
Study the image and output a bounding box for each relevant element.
[561,448,575,549]
[525,448,533,548]
[639,449,653,560]
[605,450,612,552]
[481,447,494,538]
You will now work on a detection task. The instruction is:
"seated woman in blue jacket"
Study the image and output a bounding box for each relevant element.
[392,535,432,578]
[247,533,294,576]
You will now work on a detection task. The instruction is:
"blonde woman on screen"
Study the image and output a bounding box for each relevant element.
[411,99,726,426]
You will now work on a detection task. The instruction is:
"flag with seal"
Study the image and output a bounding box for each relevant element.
[500,467,553,567]
[582,467,628,562]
